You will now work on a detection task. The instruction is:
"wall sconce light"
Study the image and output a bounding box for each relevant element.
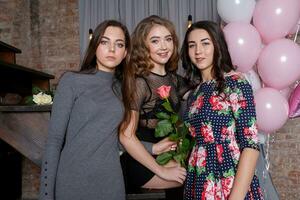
[188,15,192,28]
[89,28,93,40]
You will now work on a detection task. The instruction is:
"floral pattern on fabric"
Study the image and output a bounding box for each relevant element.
[184,72,263,200]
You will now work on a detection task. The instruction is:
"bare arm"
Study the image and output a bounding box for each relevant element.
[229,74,260,199]
[119,110,186,184]
[229,148,259,200]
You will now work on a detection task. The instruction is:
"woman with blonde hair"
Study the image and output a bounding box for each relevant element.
[120,15,189,198]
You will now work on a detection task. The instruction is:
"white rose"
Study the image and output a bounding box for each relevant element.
[33,92,53,105]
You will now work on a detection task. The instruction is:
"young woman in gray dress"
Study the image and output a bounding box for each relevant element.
[39,20,130,200]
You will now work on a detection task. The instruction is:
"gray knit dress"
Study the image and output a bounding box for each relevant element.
[39,70,125,200]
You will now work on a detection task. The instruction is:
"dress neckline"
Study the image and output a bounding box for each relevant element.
[150,71,168,77]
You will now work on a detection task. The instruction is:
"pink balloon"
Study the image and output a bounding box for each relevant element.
[253,0,300,43]
[254,88,289,133]
[279,87,292,100]
[257,39,300,90]
[289,83,300,118]
[243,69,262,92]
[223,22,262,72]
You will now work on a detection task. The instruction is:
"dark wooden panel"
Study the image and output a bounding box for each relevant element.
[0,52,16,64]
[0,105,52,112]
[0,112,50,167]
[0,41,22,53]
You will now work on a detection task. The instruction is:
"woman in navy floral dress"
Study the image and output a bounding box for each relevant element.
[180,21,263,200]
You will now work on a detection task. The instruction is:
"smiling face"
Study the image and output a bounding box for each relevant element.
[188,29,214,77]
[96,26,127,72]
[146,25,174,69]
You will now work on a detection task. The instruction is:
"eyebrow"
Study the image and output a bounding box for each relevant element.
[188,38,211,43]
[200,38,210,42]
[149,34,172,40]
[101,36,125,42]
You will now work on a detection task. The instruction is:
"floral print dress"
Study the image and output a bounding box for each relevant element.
[183,72,263,200]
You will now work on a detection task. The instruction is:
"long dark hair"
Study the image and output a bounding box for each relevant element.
[120,15,179,134]
[80,20,131,82]
[181,20,235,93]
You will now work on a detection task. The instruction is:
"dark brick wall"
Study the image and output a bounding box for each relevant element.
[0,0,80,199]
[0,0,80,86]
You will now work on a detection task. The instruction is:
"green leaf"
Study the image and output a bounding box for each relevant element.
[155,119,173,137]
[173,153,185,166]
[162,101,174,112]
[170,114,178,124]
[156,152,173,165]
[177,123,189,137]
[180,138,190,153]
[32,86,43,95]
[168,132,179,141]
[156,112,170,119]
[24,96,34,105]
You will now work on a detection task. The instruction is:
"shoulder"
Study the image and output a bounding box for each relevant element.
[57,71,93,92]
[59,71,90,83]
[136,76,148,85]
[224,71,250,88]
[57,72,76,87]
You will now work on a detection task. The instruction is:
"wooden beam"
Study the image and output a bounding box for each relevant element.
[0,111,50,167]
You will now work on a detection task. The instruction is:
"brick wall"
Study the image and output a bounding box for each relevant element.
[0,0,80,199]
[0,0,80,86]
[0,0,300,199]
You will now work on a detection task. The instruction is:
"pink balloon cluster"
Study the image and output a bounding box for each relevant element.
[218,0,300,133]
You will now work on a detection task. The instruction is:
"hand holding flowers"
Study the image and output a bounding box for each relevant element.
[155,85,194,167]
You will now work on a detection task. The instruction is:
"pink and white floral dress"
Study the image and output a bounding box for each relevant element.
[183,72,263,200]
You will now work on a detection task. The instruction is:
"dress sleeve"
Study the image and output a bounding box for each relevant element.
[39,72,76,200]
[130,77,150,111]
[230,76,259,151]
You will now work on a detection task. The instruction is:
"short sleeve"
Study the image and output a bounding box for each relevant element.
[229,75,259,151]
[131,77,150,111]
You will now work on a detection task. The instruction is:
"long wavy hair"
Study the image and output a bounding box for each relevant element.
[120,15,179,133]
[181,20,235,93]
[80,20,131,83]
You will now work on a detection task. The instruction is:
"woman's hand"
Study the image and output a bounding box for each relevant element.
[152,137,177,155]
[157,163,187,184]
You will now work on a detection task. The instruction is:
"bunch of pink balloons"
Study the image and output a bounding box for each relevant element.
[217,0,300,133]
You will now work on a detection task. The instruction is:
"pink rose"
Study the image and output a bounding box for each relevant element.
[156,85,171,99]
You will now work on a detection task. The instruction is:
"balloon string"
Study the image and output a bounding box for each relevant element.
[265,134,270,171]
[294,23,299,43]
[262,133,271,199]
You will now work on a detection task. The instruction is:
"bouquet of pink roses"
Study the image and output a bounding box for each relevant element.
[155,85,195,167]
